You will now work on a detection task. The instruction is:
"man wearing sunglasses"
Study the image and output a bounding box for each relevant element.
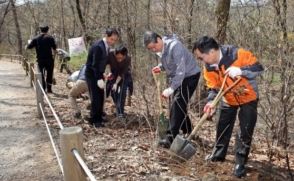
[143,31,201,149]
[193,36,264,178]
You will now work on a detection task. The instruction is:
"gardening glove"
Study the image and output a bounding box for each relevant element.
[107,73,114,80]
[161,87,174,99]
[152,66,161,75]
[225,66,242,79]
[112,83,117,91]
[203,103,216,117]
[97,79,105,89]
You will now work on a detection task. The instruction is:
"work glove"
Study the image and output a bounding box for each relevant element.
[97,79,105,89]
[107,73,114,80]
[112,83,117,91]
[152,66,161,75]
[225,66,242,79]
[161,87,174,99]
[203,103,216,117]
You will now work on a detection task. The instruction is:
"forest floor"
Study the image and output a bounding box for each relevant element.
[0,59,293,181]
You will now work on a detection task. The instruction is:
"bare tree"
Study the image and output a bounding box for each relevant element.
[0,2,10,44]
[215,0,231,44]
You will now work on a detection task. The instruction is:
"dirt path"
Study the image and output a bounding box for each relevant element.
[0,60,62,181]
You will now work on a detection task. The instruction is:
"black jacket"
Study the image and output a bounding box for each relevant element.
[85,39,108,80]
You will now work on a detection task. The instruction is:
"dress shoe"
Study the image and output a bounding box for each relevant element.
[73,111,81,119]
[233,164,246,178]
[102,111,107,117]
[101,118,108,122]
[205,155,225,162]
[91,122,105,128]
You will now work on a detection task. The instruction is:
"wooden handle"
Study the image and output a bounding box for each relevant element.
[152,71,163,113]
[187,74,242,141]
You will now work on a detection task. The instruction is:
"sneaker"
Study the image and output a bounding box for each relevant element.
[118,114,126,118]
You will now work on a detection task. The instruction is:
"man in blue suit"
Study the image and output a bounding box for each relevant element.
[85,28,119,127]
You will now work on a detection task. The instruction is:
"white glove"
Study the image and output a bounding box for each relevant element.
[112,83,117,91]
[107,73,114,80]
[225,66,242,79]
[203,103,216,117]
[97,79,105,89]
[161,87,174,99]
[152,66,161,75]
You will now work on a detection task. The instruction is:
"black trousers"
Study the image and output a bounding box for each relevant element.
[85,68,104,123]
[59,57,71,74]
[37,58,54,92]
[167,73,200,138]
[211,99,258,165]
[110,72,132,115]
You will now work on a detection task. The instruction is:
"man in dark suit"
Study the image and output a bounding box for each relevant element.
[85,28,119,127]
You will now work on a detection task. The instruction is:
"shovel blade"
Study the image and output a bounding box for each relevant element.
[170,135,197,161]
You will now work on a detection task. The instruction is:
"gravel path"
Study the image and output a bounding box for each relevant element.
[0,60,62,181]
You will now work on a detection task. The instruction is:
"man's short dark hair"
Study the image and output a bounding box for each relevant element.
[106,28,119,37]
[39,25,49,33]
[143,31,162,47]
[193,36,219,54]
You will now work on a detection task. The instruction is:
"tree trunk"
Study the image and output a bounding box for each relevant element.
[75,0,90,45]
[187,0,194,50]
[107,0,111,28]
[214,0,231,44]
[60,0,67,49]
[10,0,22,55]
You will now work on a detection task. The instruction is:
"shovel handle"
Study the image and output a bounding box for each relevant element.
[187,74,242,141]
[152,71,163,113]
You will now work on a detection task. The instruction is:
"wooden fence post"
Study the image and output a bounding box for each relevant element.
[25,60,29,76]
[60,127,86,181]
[34,72,43,118]
[29,62,34,87]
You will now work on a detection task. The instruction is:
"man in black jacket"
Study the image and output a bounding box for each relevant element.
[85,28,119,127]
[26,25,57,93]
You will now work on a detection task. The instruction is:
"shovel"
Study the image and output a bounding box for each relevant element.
[169,74,242,160]
[152,71,169,139]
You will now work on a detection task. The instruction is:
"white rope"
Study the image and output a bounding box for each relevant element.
[39,102,64,175]
[37,79,64,129]
[72,149,97,181]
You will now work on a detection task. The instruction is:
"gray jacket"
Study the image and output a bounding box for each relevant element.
[158,34,201,90]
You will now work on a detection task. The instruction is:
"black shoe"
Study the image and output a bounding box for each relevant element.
[102,111,107,117]
[233,164,246,178]
[47,90,53,94]
[205,155,225,162]
[73,111,81,119]
[158,139,171,148]
[101,118,108,122]
[91,122,105,128]
[158,134,173,148]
